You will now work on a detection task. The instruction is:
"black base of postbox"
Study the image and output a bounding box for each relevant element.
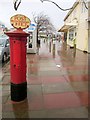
[11,82,27,102]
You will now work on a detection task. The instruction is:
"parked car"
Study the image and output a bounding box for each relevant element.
[0,34,10,63]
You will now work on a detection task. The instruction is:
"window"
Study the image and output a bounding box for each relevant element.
[81,2,87,13]
[28,32,33,48]
[6,39,9,45]
[75,32,77,37]
[69,29,74,41]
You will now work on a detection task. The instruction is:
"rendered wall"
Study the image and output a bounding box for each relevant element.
[66,1,88,52]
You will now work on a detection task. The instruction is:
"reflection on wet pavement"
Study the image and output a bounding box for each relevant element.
[1,39,89,118]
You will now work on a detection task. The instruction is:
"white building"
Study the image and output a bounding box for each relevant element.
[26,22,37,54]
[59,0,90,53]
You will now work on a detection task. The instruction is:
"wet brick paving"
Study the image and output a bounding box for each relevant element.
[1,40,89,118]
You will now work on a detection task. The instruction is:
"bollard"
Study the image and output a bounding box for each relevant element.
[52,40,56,58]
[53,41,56,51]
[49,41,51,52]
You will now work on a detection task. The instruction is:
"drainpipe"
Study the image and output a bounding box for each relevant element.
[88,2,90,53]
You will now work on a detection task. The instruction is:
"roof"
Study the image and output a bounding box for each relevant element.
[64,1,79,21]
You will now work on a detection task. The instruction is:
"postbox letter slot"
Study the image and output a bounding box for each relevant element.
[14,64,16,67]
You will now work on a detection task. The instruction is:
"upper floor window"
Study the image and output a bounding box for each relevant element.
[69,27,76,41]
[81,2,87,13]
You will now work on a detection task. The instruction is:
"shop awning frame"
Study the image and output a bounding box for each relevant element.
[58,22,78,32]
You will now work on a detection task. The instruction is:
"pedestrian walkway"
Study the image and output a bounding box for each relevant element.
[1,40,89,118]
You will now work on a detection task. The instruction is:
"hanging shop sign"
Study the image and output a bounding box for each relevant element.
[27,23,36,31]
[10,14,30,29]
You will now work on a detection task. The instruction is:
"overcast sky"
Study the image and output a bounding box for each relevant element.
[0,0,76,30]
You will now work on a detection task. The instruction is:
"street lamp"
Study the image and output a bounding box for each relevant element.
[40,0,73,11]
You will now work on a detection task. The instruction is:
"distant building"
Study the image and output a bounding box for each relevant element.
[58,0,90,53]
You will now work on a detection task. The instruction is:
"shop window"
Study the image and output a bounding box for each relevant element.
[69,29,74,41]
[75,32,77,37]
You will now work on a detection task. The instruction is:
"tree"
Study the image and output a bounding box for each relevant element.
[32,12,56,44]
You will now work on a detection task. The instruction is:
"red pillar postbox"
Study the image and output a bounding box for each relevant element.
[6,29,29,102]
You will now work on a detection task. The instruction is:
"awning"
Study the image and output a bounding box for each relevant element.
[58,25,70,32]
[58,22,78,32]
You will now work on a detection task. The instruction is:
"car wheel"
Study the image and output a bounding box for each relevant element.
[2,53,7,63]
